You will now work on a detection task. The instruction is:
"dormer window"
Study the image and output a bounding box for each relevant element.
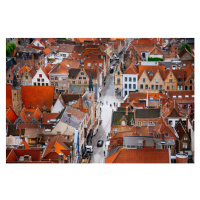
[156,79,158,83]
[178,78,182,82]
[122,121,125,126]
[150,72,153,75]
[165,133,169,138]
[178,95,182,98]
[81,72,84,75]
[88,63,91,66]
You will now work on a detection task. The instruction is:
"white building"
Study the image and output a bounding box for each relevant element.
[32,67,50,86]
[122,63,138,97]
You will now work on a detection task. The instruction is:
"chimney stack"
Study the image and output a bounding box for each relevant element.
[58,153,64,163]
[125,106,128,115]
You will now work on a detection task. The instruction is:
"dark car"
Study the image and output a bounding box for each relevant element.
[97,140,103,147]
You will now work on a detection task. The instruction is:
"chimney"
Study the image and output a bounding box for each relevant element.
[51,146,55,152]
[58,153,64,163]
[79,97,83,109]
[125,106,128,115]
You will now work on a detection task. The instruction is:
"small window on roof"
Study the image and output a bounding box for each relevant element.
[172,95,176,98]
[185,95,189,98]
[178,95,182,98]
[150,97,153,100]
[88,63,91,66]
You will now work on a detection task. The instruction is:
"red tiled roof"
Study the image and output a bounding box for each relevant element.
[6,108,17,124]
[6,149,41,163]
[28,67,37,78]
[124,63,138,74]
[42,113,59,124]
[45,64,53,74]
[49,62,68,75]
[18,66,30,75]
[21,140,30,149]
[105,148,169,163]
[43,48,51,56]
[138,65,165,80]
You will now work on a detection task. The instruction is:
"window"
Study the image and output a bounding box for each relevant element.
[8,74,11,77]
[37,78,40,82]
[38,83,40,86]
[42,83,44,86]
[63,54,66,58]
[156,85,158,90]
[185,86,188,90]
[26,76,28,80]
[167,85,170,90]
[169,120,172,125]
[84,81,87,84]
[150,72,153,75]
[151,85,154,90]
[72,81,75,84]
[160,85,162,90]
[39,74,42,78]
[55,77,58,80]
[51,77,54,80]
[83,77,86,79]
[140,84,143,89]
[143,121,147,126]
[117,78,120,84]
[7,80,9,83]
[138,122,141,126]
[58,77,61,81]
[59,83,62,87]
[55,82,58,87]
[178,86,182,90]
[133,84,136,89]
[191,95,194,98]
[41,79,44,82]
[129,77,132,82]
[129,84,132,89]
[143,78,146,83]
[171,85,174,90]
[165,133,169,138]
[169,79,172,83]
[133,77,136,82]
[149,121,153,125]
[46,83,48,86]
[189,86,193,90]
[189,79,193,84]
[122,121,125,126]
[125,77,127,82]
[178,95,182,98]
[149,97,153,100]
[145,84,148,89]
[118,71,120,75]
[34,82,36,86]
[88,63,91,66]
[178,78,182,82]
[156,79,159,83]
[63,77,66,81]
[63,83,66,87]
[99,63,102,67]
[81,72,84,75]
[172,95,176,98]
[51,82,54,86]
[185,95,189,98]
[79,77,82,79]
[125,84,127,89]
[183,143,187,149]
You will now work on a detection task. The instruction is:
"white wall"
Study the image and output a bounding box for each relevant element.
[51,99,64,113]
[32,67,50,86]
[122,74,138,97]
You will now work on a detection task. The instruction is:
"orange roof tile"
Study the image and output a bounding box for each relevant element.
[6,108,17,124]
[43,48,51,56]
[28,67,37,78]
[124,63,138,74]
[18,66,30,75]
[49,62,68,75]
[41,68,49,79]
[21,140,30,149]
[105,148,169,163]
[42,113,59,124]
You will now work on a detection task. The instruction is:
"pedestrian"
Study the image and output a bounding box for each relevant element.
[114,102,115,106]
[110,104,112,107]
[100,93,101,97]
[104,151,105,157]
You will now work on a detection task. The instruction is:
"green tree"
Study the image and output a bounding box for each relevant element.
[178,43,191,54]
[6,42,16,56]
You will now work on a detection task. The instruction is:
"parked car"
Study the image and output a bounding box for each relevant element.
[97,140,103,147]
[85,145,93,153]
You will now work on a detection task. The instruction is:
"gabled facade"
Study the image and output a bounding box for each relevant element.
[114,63,123,96]
[32,67,50,86]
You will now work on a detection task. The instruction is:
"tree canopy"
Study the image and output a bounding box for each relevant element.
[6,42,16,56]
[178,43,191,54]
